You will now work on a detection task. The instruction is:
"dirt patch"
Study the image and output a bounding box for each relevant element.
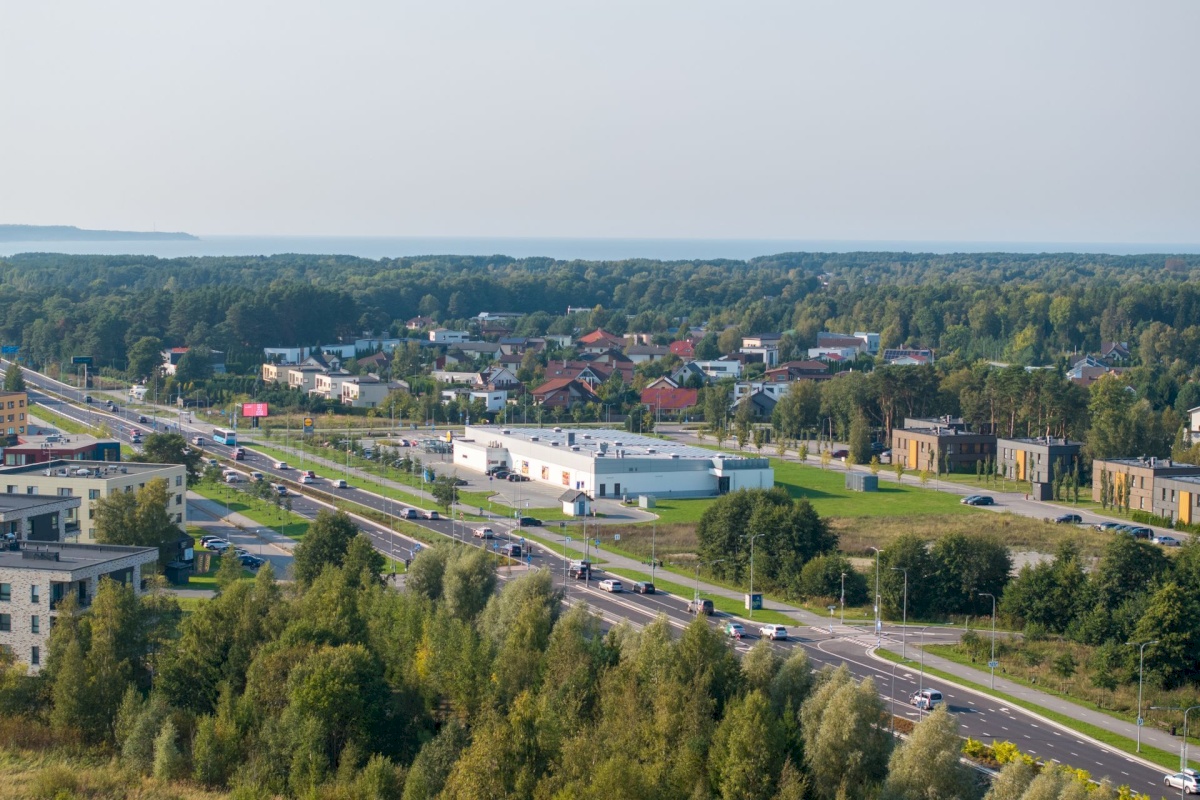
[833,513,1112,559]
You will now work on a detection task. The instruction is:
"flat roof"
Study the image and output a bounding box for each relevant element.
[897,427,992,437]
[1099,457,1200,470]
[470,426,758,463]
[11,433,113,448]
[0,494,79,515]
[0,459,180,479]
[0,542,158,572]
[998,437,1083,447]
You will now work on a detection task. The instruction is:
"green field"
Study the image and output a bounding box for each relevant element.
[192,482,311,541]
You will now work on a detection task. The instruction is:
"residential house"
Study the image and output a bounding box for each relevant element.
[499,337,532,356]
[311,370,354,401]
[544,334,573,349]
[531,378,600,409]
[890,425,997,473]
[641,387,698,415]
[764,361,830,382]
[287,365,326,393]
[444,341,504,364]
[161,347,226,376]
[809,345,861,361]
[670,361,710,387]
[739,333,782,367]
[625,344,671,364]
[731,388,777,420]
[354,337,401,354]
[429,329,470,344]
[996,436,1084,500]
[1153,475,1200,526]
[1100,341,1131,362]
[577,329,626,353]
[470,390,508,414]
[406,316,435,331]
[670,340,696,359]
[0,392,28,438]
[732,382,792,404]
[1092,457,1200,514]
[883,348,935,365]
[853,332,882,355]
[433,370,485,387]
[0,541,159,674]
[355,351,390,373]
[482,366,520,389]
[340,376,397,409]
[817,332,872,353]
[692,359,744,380]
[645,376,679,390]
[263,346,311,363]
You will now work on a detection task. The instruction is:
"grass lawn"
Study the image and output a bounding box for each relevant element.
[602,567,796,626]
[875,647,1193,774]
[192,482,311,541]
[186,533,256,588]
[27,404,96,436]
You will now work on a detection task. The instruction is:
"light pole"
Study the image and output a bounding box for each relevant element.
[891,567,908,659]
[1130,639,1159,753]
[1153,704,1200,789]
[979,591,997,689]
[744,532,767,619]
[869,546,883,638]
[840,571,846,625]
[917,625,931,698]
[828,605,836,634]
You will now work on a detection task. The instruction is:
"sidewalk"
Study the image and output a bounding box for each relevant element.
[887,644,1183,760]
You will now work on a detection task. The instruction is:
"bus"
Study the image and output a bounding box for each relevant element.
[212,428,237,446]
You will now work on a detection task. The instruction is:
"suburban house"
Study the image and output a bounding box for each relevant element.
[0,391,28,438]
[0,541,160,674]
[739,333,782,367]
[433,370,486,387]
[1091,457,1200,513]
[890,425,997,473]
[355,351,391,372]
[287,365,326,393]
[996,436,1084,500]
[1100,341,1131,362]
[692,359,744,380]
[482,366,520,389]
[1153,475,1200,526]
[429,329,470,344]
[444,341,504,363]
[161,347,226,376]
[640,387,699,415]
[731,388,777,420]
[263,346,312,363]
[311,370,354,401]
[530,378,600,409]
[669,340,696,359]
[670,362,710,386]
[624,344,671,364]
[577,329,626,354]
[883,348,935,365]
[764,361,830,382]
[340,376,397,409]
[732,382,792,404]
[406,316,435,330]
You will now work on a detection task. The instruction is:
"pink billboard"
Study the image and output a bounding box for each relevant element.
[241,402,269,418]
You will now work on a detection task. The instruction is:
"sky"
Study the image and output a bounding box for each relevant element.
[1,1,1198,243]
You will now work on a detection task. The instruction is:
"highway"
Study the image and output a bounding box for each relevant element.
[11,364,1172,795]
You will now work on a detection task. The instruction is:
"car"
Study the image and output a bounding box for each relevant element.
[137,415,148,423]
[870,441,886,453]
[302,470,316,479]
[224,473,244,483]
[271,484,288,496]
[402,508,419,519]
[910,689,943,710]
[199,535,224,546]
[239,554,264,569]
[130,435,142,444]
[204,458,219,467]
[1053,514,1082,524]
[500,542,523,558]
[1127,526,1153,540]
[473,527,495,539]
[234,548,249,557]
[207,540,231,552]
[723,621,745,639]
[1154,535,1182,547]
[1093,521,1121,531]
[83,395,93,404]
[1166,769,1200,794]
[506,473,522,481]
[760,624,788,641]
[233,447,246,460]
[960,495,981,505]
[568,560,592,579]
[598,579,624,593]
[273,461,289,470]
[425,510,440,520]
[249,471,264,481]
[632,581,655,594]
[517,516,543,527]
[831,449,849,459]
[964,495,995,506]
[688,598,715,616]
[192,435,205,445]
[492,470,510,480]
[486,464,508,475]
[299,475,315,484]
[331,478,348,489]
[453,478,468,486]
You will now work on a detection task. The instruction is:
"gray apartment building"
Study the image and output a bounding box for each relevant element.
[1091,457,1200,514]
[1151,474,1200,527]
[996,437,1084,501]
[0,493,81,542]
[0,541,159,673]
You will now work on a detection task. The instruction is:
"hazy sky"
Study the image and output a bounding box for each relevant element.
[2,1,1197,242]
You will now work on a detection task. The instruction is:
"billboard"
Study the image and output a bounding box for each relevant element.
[241,402,270,418]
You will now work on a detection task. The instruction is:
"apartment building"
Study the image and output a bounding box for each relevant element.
[0,460,188,542]
[891,426,996,472]
[1091,457,1200,513]
[0,391,28,438]
[0,541,159,674]
[0,493,81,542]
[996,436,1083,501]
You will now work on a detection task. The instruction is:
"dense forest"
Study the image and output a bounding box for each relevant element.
[0,509,1144,800]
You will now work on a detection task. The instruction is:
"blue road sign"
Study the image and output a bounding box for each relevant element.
[0,346,18,355]
[987,660,1000,669]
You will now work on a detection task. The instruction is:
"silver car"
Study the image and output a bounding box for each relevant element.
[1165,769,1200,794]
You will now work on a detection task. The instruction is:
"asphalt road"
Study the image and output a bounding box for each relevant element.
[12,367,1173,795]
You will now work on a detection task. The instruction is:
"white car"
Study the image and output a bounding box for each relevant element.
[760,624,788,641]
[473,527,495,539]
[598,579,623,593]
[331,478,348,488]
[1165,769,1200,794]
[249,471,264,481]
[273,461,289,470]
[1154,535,1182,547]
[224,473,244,484]
[299,475,315,484]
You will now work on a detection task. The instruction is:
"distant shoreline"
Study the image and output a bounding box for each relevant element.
[0,224,197,242]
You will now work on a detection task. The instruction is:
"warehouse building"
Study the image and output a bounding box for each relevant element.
[453,426,773,500]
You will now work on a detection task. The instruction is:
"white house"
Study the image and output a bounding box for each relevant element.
[429,329,470,344]
[739,334,782,367]
[470,390,508,414]
[692,359,744,380]
[263,346,311,363]
[731,381,792,404]
[340,376,391,408]
[311,370,354,401]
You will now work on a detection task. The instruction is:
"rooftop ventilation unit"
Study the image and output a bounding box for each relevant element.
[571,446,581,451]
[553,427,563,433]
[551,442,560,447]
[646,449,656,454]
[582,434,592,439]
[501,429,511,435]
[530,436,540,442]
[670,454,680,459]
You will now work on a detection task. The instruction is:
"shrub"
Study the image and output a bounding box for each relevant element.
[29,764,79,800]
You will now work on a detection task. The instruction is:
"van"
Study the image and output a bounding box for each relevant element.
[910,690,943,711]
[500,542,522,558]
[687,598,715,616]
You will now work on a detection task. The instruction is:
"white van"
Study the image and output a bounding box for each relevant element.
[910,689,943,711]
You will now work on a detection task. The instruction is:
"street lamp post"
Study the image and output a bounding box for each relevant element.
[828,605,836,634]
[744,532,766,619]
[1130,639,1160,753]
[979,592,998,689]
[869,546,883,639]
[840,571,846,625]
[891,567,908,659]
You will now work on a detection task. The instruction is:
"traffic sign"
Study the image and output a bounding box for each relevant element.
[614,533,621,541]
[71,356,93,365]
[1137,717,1144,726]
[0,345,18,355]
[303,417,314,434]
[987,660,1000,669]
[564,536,572,543]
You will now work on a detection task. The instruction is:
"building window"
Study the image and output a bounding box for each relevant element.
[58,488,72,497]
[26,487,34,494]
[30,585,39,604]
[5,486,13,494]
[0,614,9,632]
[176,494,182,505]
[0,583,8,602]
[30,615,38,634]
[30,646,38,666]
[89,489,100,500]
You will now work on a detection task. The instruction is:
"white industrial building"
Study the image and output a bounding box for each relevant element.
[453,426,774,500]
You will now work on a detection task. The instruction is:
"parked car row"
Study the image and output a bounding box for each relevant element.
[1092,521,1154,540]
